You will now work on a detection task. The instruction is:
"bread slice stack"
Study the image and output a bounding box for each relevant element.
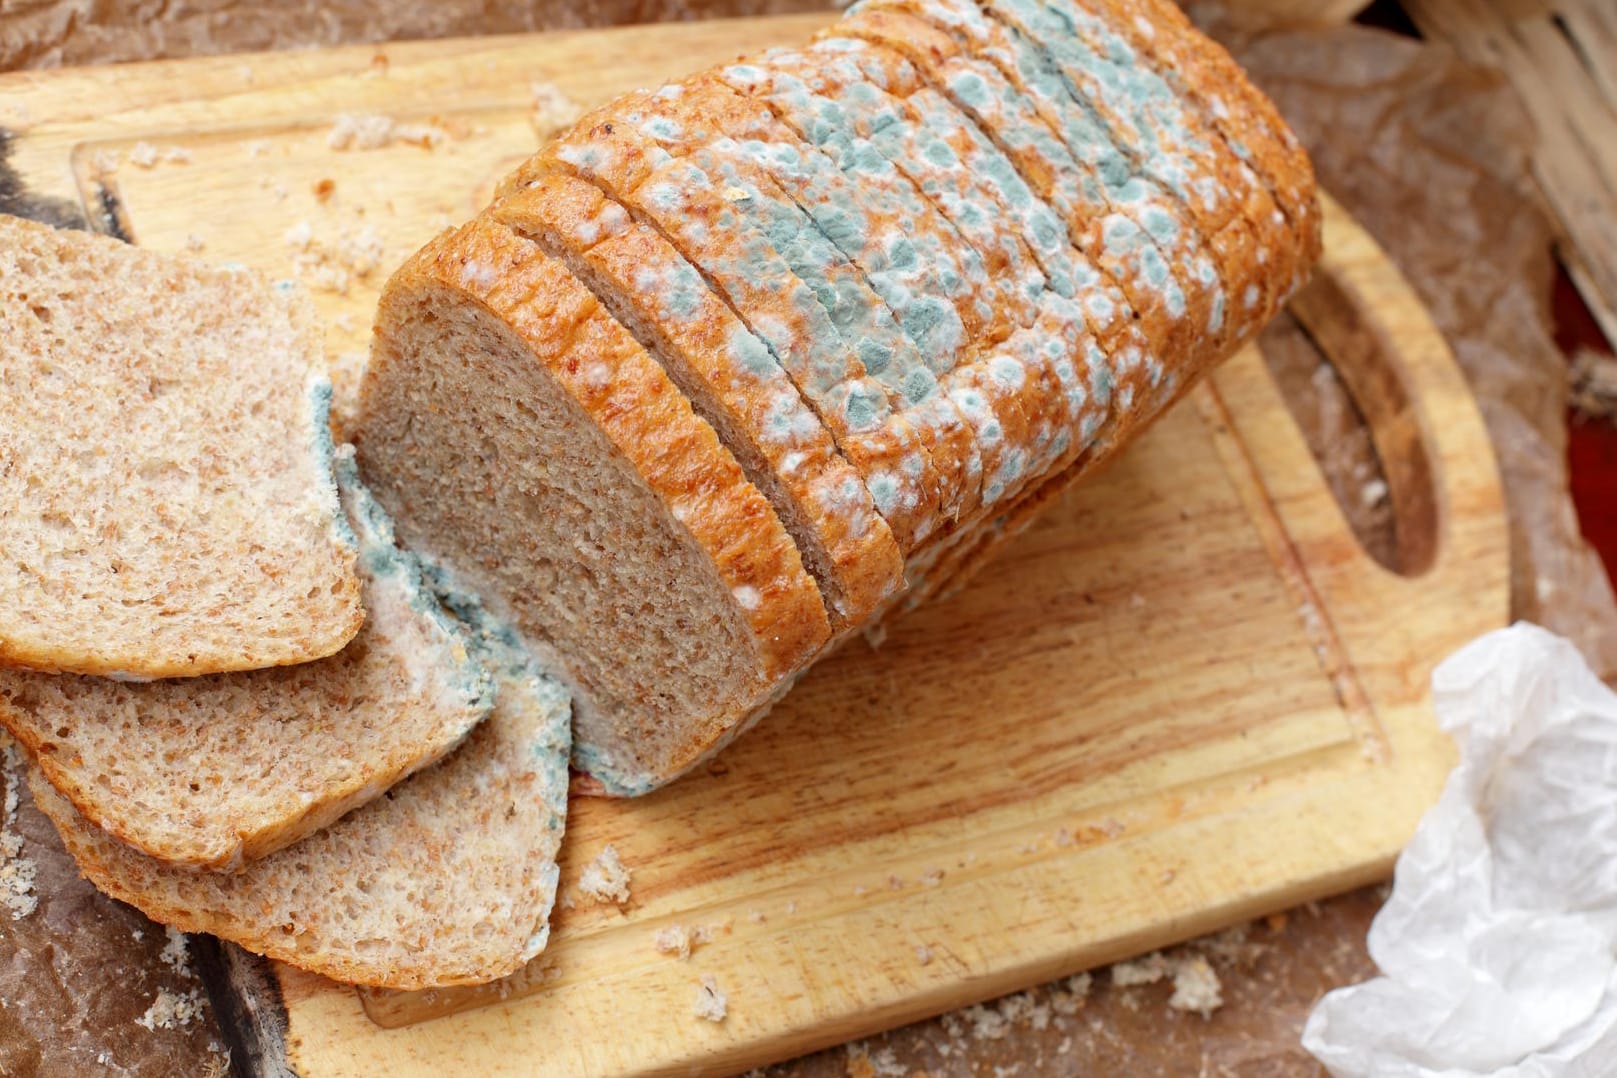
[356,0,1321,796]
[4,0,1321,992]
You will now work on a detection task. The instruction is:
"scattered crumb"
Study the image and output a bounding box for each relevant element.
[1168,954,1223,1017]
[993,1065,1021,1078]
[1128,592,1146,610]
[1158,868,1176,886]
[327,112,451,151]
[183,234,206,253]
[530,82,582,138]
[1,738,38,920]
[284,220,314,249]
[920,868,944,887]
[90,148,121,175]
[721,185,751,203]
[136,988,204,1031]
[964,1002,1008,1040]
[158,927,192,976]
[558,893,576,910]
[283,220,385,295]
[854,884,869,896]
[1111,952,1171,987]
[915,945,933,966]
[786,900,797,915]
[313,178,336,202]
[653,925,693,959]
[862,622,888,649]
[126,141,192,168]
[844,1042,905,1077]
[747,909,766,924]
[97,1051,111,1065]
[1054,827,1075,847]
[578,844,631,905]
[1359,478,1389,508]
[245,139,272,159]
[1050,971,1092,1015]
[692,974,727,1022]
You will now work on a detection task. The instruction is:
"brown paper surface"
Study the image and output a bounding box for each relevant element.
[1,3,1613,1076]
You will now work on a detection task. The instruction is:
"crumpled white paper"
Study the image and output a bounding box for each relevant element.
[1304,623,1617,1077]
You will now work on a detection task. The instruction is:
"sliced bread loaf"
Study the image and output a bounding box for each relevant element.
[0,215,363,678]
[491,172,907,629]
[30,596,573,989]
[0,448,492,870]
[356,216,830,794]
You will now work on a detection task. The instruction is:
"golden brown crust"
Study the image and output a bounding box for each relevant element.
[491,173,907,628]
[1091,0,1323,293]
[406,217,831,680]
[528,94,955,552]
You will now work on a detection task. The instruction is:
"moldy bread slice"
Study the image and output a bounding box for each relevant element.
[355,217,829,794]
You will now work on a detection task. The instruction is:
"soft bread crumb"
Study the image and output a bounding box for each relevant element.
[0,737,37,920]
[530,82,582,138]
[652,925,692,959]
[692,974,727,1022]
[135,988,204,1031]
[844,1042,906,1077]
[127,141,192,168]
[158,926,192,975]
[1168,954,1222,1018]
[915,945,933,966]
[327,113,451,151]
[578,844,631,905]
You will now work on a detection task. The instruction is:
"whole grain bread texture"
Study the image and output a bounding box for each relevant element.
[360,0,1320,793]
[31,595,573,990]
[0,215,363,678]
[355,216,830,795]
[0,448,493,871]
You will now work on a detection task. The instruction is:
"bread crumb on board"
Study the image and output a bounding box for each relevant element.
[653,925,692,959]
[1,736,38,921]
[652,918,732,959]
[578,844,631,905]
[692,973,727,1022]
[135,987,205,1031]
[530,82,582,138]
[1110,948,1225,1018]
[327,113,452,151]
[126,141,192,168]
[158,926,192,976]
[283,219,385,296]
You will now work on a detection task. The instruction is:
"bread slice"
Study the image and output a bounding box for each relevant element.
[0,215,362,678]
[510,103,954,550]
[356,216,831,794]
[491,173,906,629]
[0,448,493,870]
[30,595,573,989]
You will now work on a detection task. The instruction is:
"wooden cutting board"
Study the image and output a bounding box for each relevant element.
[0,16,1509,1077]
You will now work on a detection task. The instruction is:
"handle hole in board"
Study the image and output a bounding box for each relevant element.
[1260,271,1440,577]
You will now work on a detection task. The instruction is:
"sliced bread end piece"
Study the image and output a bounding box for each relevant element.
[356,217,831,795]
[30,605,572,988]
[0,447,493,870]
[0,215,363,678]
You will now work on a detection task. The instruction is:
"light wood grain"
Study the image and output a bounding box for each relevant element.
[1403,0,1617,349]
[0,19,1508,1077]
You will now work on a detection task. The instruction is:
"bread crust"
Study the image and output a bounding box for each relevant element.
[404,218,832,681]
[492,173,906,627]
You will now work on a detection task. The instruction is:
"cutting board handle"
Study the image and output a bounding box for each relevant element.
[1286,192,1506,591]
